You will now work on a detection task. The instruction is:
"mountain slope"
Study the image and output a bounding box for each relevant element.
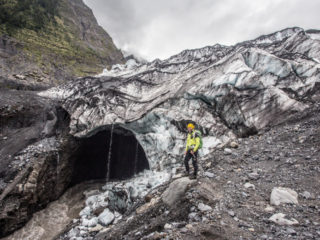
[0,0,124,86]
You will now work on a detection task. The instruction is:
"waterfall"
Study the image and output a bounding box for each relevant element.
[106,123,115,181]
[134,140,139,174]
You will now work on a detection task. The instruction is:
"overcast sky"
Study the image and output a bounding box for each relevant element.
[83,0,320,61]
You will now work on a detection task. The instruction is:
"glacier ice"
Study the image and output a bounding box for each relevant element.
[38,26,320,236]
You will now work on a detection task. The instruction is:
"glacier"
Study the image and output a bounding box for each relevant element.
[38,27,320,171]
[35,27,320,237]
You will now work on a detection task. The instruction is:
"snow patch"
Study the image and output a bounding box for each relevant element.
[307,33,320,41]
[97,59,140,77]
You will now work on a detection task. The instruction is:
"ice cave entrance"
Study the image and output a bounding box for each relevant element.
[69,125,149,186]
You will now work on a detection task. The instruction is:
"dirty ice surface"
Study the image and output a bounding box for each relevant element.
[67,170,171,239]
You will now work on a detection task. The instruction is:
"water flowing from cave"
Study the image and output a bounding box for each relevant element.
[106,123,114,181]
[134,140,139,174]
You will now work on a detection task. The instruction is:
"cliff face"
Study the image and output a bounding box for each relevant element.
[0,0,124,87]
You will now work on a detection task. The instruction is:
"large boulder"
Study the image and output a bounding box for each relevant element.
[162,177,196,207]
[270,187,298,206]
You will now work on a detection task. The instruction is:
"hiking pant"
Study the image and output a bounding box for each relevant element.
[184,150,198,177]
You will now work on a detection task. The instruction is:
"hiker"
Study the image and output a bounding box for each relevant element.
[184,123,202,179]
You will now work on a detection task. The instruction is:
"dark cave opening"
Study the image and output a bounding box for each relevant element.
[70,126,149,186]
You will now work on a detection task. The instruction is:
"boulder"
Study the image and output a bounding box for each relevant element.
[198,203,212,212]
[82,217,98,227]
[270,187,298,206]
[204,172,215,178]
[269,213,299,226]
[136,197,160,214]
[244,183,255,190]
[98,209,115,226]
[224,148,232,155]
[162,177,196,207]
[230,141,239,148]
[301,191,312,199]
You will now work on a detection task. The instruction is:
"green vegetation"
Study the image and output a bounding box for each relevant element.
[0,0,122,80]
[0,0,58,32]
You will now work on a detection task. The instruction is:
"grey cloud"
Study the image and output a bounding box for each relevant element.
[84,0,320,61]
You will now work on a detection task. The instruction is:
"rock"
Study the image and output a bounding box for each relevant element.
[242,192,248,198]
[228,210,235,217]
[15,74,26,80]
[244,182,255,189]
[93,206,105,216]
[264,205,275,212]
[180,227,188,233]
[224,148,232,155]
[68,228,80,238]
[188,212,198,219]
[269,213,299,225]
[270,187,298,206]
[172,222,185,228]
[24,182,36,191]
[162,177,196,207]
[98,209,115,226]
[198,203,212,212]
[185,224,193,230]
[230,141,239,148]
[286,227,296,235]
[80,207,91,217]
[82,217,98,227]
[89,224,104,233]
[300,191,312,199]
[164,223,172,230]
[144,194,153,202]
[303,232,314,238]
[147,231,167,239]
[204,172,215,178]
[172,173,183,179]
[248,172,260,180]
[202,216,208,223]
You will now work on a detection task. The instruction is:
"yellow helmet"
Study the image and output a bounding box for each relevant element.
[187,123,195,129]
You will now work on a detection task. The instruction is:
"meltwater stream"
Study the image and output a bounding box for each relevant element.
[1,182,105,240]
[134,140,139,175]
[106,123,114,181]
[2,170,171,240]
[1,124,173,240]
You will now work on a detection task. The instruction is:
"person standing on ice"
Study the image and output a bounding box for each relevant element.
[184,123,202,179]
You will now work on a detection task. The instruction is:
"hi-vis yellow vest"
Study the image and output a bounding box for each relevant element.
[185,130,200,152]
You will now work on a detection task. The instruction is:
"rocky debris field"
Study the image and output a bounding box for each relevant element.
[74,102,320,240]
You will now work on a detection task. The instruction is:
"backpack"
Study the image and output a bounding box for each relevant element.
[193,130,203,149]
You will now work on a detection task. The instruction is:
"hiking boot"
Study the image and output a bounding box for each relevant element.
[183,172,190,177]
[189,175,197,180]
